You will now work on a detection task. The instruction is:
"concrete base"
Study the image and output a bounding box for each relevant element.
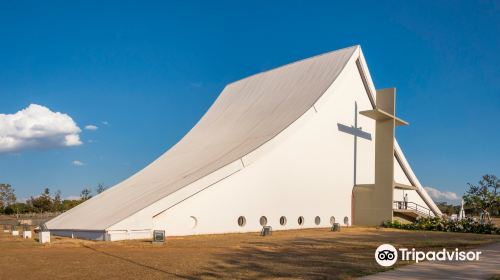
[11,230,19,236]
[393,212,411,222]
[23,231,32,239]
[353,185,393,226]
[39,231,50,244]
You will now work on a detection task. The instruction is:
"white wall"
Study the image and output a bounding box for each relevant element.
[109,56,378,237]
[394,160,412,186]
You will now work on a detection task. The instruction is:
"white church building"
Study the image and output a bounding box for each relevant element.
[46,45,442,241]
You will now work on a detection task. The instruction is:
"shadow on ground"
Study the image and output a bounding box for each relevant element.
[194,233,389,279]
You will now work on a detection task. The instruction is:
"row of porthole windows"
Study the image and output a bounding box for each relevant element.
[237,216,348,227]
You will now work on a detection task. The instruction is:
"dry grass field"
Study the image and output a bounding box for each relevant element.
[1,227,499,279]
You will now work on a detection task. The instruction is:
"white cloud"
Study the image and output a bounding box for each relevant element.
[424,186,460,203]
[102,121,109,126]
[64,195,81,200]
[0,104,82,154]
[84,124,98,131]
[72,160,85,166]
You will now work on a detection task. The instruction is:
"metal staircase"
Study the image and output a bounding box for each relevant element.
[393,201,432,220]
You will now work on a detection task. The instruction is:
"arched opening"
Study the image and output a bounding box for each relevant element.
[279,216,287,226]
[259,216,268,226]
[189,216,198,229]
[237,216,246,227]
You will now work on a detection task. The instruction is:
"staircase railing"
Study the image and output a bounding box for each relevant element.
[393,201,432,217]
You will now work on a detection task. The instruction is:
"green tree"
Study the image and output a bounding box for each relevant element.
[27,188,53,213]
[80,187,92,201]
[463,174,499,222]
[52,190,63,212]
[0,184,16,211]
[4,202,31,215]
[436,202,460,216]
[61,199,82,211]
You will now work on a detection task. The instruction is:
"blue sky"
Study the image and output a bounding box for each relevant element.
[0,1,498,203]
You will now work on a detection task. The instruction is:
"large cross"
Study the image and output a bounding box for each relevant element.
[337,102,372,185]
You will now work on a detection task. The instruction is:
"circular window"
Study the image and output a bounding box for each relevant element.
[279,216,287,226]
[259,216,268,226]
[344,216,349,225]
[237,216,246,227]
[314,216,321,225]
[330,216,336,225]
[189,216,198,229]
[298,216,304,226]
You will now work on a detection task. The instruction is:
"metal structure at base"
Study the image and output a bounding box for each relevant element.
[152,230,166,244]
[331,223,341,232]
[260,226,272,236]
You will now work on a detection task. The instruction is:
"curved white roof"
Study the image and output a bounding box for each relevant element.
[47,46,359,230]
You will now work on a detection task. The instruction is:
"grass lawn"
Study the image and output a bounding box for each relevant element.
[1,227,499,279]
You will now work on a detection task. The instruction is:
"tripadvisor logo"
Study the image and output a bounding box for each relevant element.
[375,244,482,267]
[375,244,398,267]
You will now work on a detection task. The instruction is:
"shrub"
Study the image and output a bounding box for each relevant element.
[383,217,499,234]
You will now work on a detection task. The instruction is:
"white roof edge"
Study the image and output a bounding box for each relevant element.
[226,45,361,88]
[357,47,377,107]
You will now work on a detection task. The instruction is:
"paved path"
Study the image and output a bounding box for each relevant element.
[360,242,500,280]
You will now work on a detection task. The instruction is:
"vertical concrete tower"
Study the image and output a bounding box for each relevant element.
[353,88,409,225]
